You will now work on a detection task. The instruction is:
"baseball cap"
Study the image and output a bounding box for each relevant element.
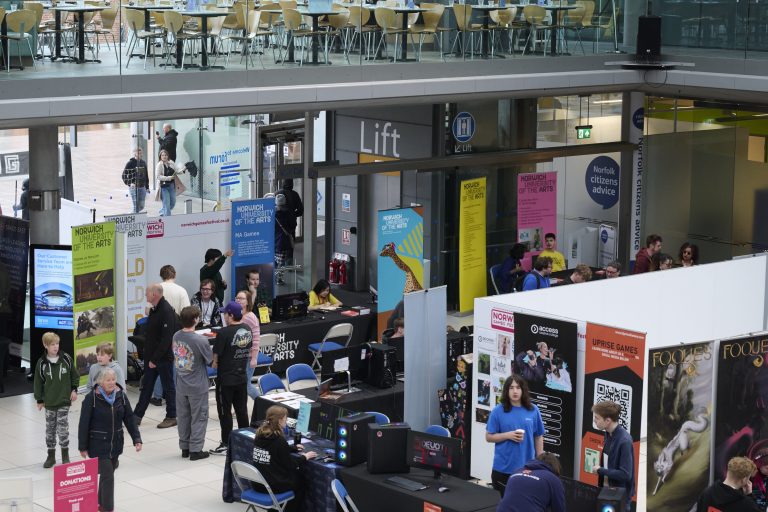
[222,301,243,320]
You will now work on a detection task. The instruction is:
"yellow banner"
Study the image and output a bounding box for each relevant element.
[458,177,487,313]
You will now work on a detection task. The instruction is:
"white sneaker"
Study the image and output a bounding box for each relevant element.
[209,443,227,456]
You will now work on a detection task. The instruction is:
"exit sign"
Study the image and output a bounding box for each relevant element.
[576,125,593,139]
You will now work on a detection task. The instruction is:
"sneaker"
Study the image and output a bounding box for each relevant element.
[181,449,189,458]
[190,451,210,461]
[209,443,227,456]
[157,417,177,429]
[149,397,163,406]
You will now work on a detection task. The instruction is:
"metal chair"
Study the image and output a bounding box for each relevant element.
[489,263,501,294]
[286,363,319,391]
[255,333,277,373]
[258,372,286,395]
[408,3,445,62]
[373,7,407,62]
[365,411,390,424]
[450,4,483,59]
[3,9,37,72]
[231,461,295,512]
[308,322,353,371]
[522,5,555,55]
[331,479,361,512]
[425,424,451,437]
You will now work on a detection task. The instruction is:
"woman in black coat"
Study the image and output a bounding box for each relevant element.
[78,368,142,512]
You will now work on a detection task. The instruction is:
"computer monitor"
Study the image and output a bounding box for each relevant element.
[406,430,465,480]
[272,292,309,321]
[320,344,370,382]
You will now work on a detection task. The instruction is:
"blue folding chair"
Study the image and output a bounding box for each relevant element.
[231,461,294,512]
[258,373,286,395]
[331,479,361,512]
[489,263,502,294]
[308,322,354,371]
[286,363,319,391]
[425,424,451,437]
[207,366,217,390]
[365,411,390,424]
[256,333,277,373]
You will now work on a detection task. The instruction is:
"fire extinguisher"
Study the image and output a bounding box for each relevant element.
[329,259,338,284]
[338,260,348,285]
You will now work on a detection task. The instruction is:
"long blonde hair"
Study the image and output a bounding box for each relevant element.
[256,405,287,438]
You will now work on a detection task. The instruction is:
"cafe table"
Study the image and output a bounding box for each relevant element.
[51,5,106,63]
[542,3,574,55]
[179,8,229,69]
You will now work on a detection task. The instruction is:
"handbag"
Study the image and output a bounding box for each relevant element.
[173,174,186,195]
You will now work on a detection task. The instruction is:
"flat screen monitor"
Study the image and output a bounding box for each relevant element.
[272,292,309,321]
[30,245,75,365]
[320,344,370,382]
[407,430,465,479]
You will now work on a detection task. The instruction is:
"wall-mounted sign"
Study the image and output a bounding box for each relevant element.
[342,193,351,213]
[585,156,620,210]
[341,228,351,246]
[452,112,476,154]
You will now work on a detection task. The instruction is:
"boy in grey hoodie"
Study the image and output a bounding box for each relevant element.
[85,342,127,392]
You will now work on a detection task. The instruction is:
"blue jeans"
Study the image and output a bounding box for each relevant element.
[152,364,176,400]
[160,185,176,216]
[130,186,147,213]
[134,360,176,419]
[246,364,260,400]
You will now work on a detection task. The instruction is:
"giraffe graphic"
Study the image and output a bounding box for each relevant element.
[380,242,423,293]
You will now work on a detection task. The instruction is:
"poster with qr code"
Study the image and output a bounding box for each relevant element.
[579,322,645,495]
[715,334,768,484]
[647,342,713,512]
[511,313,578,476]
[54,458,98,512]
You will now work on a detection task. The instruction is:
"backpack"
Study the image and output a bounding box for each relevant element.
[514,271,541,292]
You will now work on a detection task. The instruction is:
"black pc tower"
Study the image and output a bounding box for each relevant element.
[596,486,627,512]
[335,413,375,466]
[367,423,411,474]
[636,16,662,63]
[365,344,397,389]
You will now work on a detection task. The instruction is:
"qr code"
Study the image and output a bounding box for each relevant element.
[593,378,631,430]
[72,503,80,512]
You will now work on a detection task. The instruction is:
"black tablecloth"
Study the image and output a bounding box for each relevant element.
[222,427,341,512]
[340,465,500,512]
[252,381,405,434]
[261,310,375,374]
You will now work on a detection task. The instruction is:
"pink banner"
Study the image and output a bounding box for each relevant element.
[517,172,557,270]
[54,458,98,512]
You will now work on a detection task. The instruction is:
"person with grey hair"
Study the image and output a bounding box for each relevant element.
[79,367,142,512]
[133,283,178,429]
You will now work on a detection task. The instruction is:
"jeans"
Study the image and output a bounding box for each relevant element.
[152,364,176,400]
[134,360,176,419]
[160,185,176,216]
[246,364,260,401]
[130,186,147,213]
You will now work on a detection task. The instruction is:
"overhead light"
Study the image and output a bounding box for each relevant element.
[592,99,623,105]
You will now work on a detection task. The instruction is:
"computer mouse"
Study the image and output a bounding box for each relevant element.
[438,487,449,493]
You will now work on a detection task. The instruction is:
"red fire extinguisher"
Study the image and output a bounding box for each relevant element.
[329,259,338,284]
[338,260,348,285]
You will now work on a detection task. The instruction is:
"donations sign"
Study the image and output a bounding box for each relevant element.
[579,323,645,503]
[53,457,98,512]
[458,177,486,313]
[230,198,276,304]
[72,222,116,386]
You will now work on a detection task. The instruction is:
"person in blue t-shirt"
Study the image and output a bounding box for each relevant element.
[521,257,552,292]
[486,375,546,496]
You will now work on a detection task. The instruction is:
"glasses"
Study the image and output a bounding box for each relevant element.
[200,287,213,292]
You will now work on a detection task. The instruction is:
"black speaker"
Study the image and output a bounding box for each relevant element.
[335,413,375,466]
[366,344,397,389]
[636,16,662,62]
[367,423,411,474]
[596,486,627,512]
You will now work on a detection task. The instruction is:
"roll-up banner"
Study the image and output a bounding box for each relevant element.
[579,323,646,503]
[230,198,276,305]
[72,222,116,386]
[458,177,486,312]
[104,213,147,334]
[646,342,713,511]
[0,215,29,361]
[517,172,557,270]
[715,334,768,481]
[377,207,424,338]
[512,313,578,475]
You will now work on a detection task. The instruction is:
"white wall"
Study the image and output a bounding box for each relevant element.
[470,253,768,481]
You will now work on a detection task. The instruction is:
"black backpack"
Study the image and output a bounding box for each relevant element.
[514,271,541,292]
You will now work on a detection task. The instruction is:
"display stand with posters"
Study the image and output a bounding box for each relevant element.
[230,198,275,305]
[0,215,29,363]
[517,171,557,271]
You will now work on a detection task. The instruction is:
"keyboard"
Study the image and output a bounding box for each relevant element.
[329,380,362,391]
[386,476,428,492]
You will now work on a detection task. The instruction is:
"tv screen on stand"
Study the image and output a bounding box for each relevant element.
[406,430,466,480]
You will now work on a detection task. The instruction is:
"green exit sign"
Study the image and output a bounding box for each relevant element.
[576,125,593,139]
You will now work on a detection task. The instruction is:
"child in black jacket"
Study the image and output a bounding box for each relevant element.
[252,405,316,512]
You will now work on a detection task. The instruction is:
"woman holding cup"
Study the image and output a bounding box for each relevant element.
[485,374,545,497]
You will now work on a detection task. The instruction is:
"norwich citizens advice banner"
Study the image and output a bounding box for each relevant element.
[72,222,116,385]
[646,341,713,512]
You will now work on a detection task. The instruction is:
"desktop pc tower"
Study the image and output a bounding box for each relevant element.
[366,344,397,389]
[335,413,375,466]
[367,423,411,474]
[596,486,627,512]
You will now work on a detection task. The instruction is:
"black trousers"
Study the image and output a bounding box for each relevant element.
[256,473,306,512]
[215,379,248,444]
[98,457,119,511]
[491,469,511,498]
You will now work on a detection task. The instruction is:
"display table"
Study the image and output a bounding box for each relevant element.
[340,465,500,512]
[260,309,375,374]
[252,381,405,435]
[222,427,341,512]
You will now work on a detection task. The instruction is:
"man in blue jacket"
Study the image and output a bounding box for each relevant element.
[592,400,635,512]
[497,452,565,512]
